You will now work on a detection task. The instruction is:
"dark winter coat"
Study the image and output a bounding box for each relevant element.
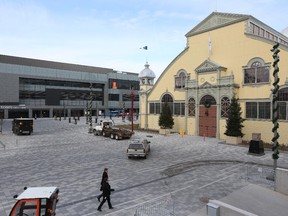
[102,181,112,197]
[101,172,108,186]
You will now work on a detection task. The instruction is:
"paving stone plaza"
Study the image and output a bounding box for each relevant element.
[0,117,287,216]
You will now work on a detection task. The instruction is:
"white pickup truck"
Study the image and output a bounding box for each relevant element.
[93,120,113,136]
[93,119,133,140]
[126,139,150,159]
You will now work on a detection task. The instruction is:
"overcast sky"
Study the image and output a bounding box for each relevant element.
[1,0,287,79]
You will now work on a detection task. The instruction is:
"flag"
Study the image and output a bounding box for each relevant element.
[140,46,148,50]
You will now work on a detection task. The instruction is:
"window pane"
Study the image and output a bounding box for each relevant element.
[14,200,38,216]
[162,94,173,103]
[108,94,119,101]
[221,97,230,117]
[259,102,270,119]
[244,68,256,83]
[149,103,154,114]
[155,103,160,114]
[279,88,288,101]
[188,98,195,116]
[200,95,216,105]
[175,77,181,88]
[246,102,257,118]
[279,102,286,120]
[256,67,269,83]
[174,103,180,115]
[181,103,185,115]
[175,72,186,88]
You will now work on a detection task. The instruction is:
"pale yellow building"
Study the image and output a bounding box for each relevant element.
[139,12,288,146]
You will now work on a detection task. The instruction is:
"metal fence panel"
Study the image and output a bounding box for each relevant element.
[134,195,175,216]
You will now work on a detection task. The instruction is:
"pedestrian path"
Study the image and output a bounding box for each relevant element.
[0,117,287,216]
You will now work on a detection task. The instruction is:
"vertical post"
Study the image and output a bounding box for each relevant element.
[63,103,66,120]
[271,42,280,184]
[185,77,188,134]
[86,101,88,124]
[131,91,135,132]
[122,103,125,122]
[88,83,93,133]
[0,118,3,134]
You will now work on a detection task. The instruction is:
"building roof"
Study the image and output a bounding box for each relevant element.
[185,12,250,37]
[185,12,288,47]
[195,59,227,73]
[0,54,113,74]
[138,62,156,78]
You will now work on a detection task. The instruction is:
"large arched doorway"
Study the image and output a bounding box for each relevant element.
[199,95,217,137]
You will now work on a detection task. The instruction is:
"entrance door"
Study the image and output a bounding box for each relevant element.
[199,95,217,138]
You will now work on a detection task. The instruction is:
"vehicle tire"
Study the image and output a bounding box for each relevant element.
[102,132,106,137]
[93,130,97,136]
[110,134,114,139]
[115,134,119,140]
[144,155,147,159]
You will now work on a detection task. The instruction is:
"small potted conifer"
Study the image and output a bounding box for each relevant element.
[158,102,174,135]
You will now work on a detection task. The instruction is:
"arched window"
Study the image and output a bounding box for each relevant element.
[175,71,187,89]
[279,87,288,120]
[244,59,269,84]
[188,98,195,116]
[221,97,230,117]
[161,94,173,114]
[200,95,216,107]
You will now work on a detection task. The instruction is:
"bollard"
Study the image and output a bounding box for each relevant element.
[74,119,77,124]
[95,117,98,123]
[69,117,71,123]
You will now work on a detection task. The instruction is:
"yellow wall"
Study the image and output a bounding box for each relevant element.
[187,117,196,135]
[147,115,160,130]
[198,73,217,85]
[171,116,186,133]
[144,16,288,145]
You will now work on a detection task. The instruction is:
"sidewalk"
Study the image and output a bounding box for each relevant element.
[191,184,288,216]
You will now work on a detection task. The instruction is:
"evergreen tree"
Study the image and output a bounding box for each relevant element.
[224,96,245,137]
[158,103,174,129]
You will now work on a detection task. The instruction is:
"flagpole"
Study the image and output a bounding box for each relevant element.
[140,45,148,63]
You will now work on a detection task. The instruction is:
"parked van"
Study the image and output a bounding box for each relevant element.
[12,118,33,135]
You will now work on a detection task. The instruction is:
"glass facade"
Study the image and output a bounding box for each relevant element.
[19,78,104,107]
[0,55,140,118]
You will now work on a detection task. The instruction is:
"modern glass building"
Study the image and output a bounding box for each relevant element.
[0,54,139,119]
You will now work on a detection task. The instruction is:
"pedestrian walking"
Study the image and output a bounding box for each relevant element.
[97,168,108,202]
[97,177,114,211]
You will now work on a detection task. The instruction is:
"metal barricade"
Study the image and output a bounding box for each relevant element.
[239,163,275,189]
[134,195,175,216]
